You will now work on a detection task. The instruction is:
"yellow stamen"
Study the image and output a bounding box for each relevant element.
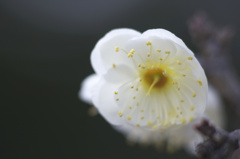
[181,118,186,124]
[190,105,195,111]
[118,111,123,117]
[197,80,203,86]
[115,46,119,52]
[146,41,152,46]
[192,93,196,97]
[147,121,152,126]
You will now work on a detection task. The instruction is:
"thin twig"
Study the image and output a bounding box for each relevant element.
[195,119,240,159]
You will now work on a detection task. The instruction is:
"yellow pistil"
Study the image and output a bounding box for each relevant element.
[142,68,168,95]
[147,76,160,96]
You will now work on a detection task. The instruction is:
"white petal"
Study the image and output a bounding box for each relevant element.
[91,28,140,75]
[92,79,123,125]
[79,74,100,104]
[142,29,191,55]
[103,64,135,84]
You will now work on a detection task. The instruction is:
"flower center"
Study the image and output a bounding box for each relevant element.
[142,68,168,95]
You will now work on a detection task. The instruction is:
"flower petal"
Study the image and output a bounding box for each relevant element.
[143,29,191,55]
[92,79,123,125]
[103,64,135,84]
[91,28,141,75]
[79,74,100,104]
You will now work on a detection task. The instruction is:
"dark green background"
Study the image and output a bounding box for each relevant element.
[1,1,240,159]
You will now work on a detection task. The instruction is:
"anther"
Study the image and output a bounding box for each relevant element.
[188,57,193,60]
[189,116,194,121]
[192,93,196,97]
[112,64,116,68]
[116,98,119,101]
[159,57,163,61]
[165,51,170,54]
[156,49,161,52]
[141,109,144,112]
[152,125,157,130]
[177,60,182,65]
[181,118,186,124]
[136,123,140,127]
[118,111,123,117]
[127,115,132,120]
[197,80,203,86]
[141,116,144,120]
[147,52,150,57]
[180,99,184,103]
[147,121,152,126]
[146,41,152,46]
[127,49,135,58]
[133,96,136,99]
[127,53,133,58]
[130,49,135,54]
[114,91,118,95]
[115,46,119,52]
[190,106,195,111]
[138,64,141,67]
[136,88,138,91]
[128,106,132,109]
[164,122,168,127]
[130,85,134,88]
[182,74,186,77]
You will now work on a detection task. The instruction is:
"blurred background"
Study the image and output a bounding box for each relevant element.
[1,0,240,159]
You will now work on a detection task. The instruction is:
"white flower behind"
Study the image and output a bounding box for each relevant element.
[80,28,208,129]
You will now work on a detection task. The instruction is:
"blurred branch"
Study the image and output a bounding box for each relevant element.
[188,12,240,158]
[188,11,240,115]
[195,119,240,159]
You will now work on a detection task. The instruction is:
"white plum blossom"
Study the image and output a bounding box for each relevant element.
[115,85,225,154]
[80,28,208,129]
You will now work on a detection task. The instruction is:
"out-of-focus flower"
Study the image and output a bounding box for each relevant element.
[80,28,208,129]
[115,85,225,154]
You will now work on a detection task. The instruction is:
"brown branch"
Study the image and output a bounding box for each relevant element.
[195,119,240,159]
